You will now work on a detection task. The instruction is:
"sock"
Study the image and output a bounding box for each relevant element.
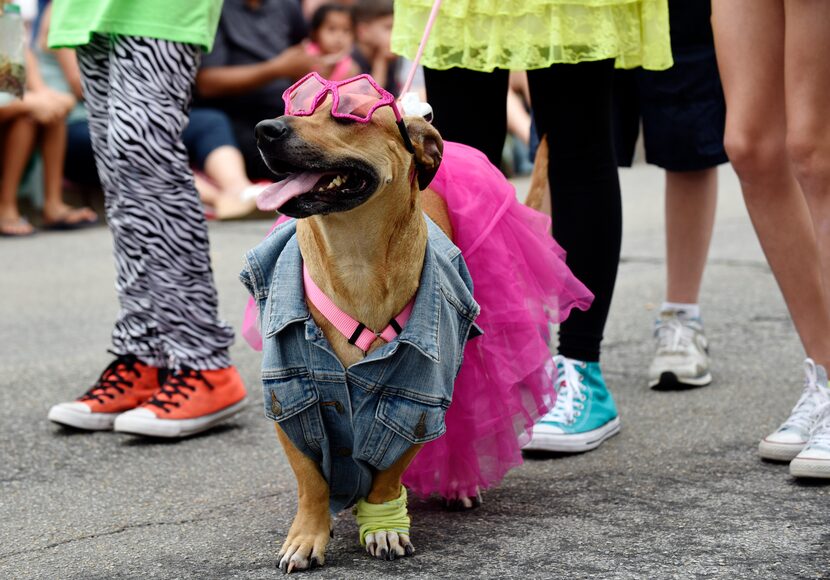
[662,302,700,320]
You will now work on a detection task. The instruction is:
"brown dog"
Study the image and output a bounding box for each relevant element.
[249,97,477,572]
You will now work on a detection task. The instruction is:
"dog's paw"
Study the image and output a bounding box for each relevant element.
[364,531,415,561]
[278,532,329,574]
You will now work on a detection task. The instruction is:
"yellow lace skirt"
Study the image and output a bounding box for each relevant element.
[391,0,672,72]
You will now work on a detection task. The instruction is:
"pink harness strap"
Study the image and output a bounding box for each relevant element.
[303,265,414,352]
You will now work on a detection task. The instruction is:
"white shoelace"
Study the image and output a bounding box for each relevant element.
[781,359,823,433]
[545,356,587,425]
[655,316,696,353]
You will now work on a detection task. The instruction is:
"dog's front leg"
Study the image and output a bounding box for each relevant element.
[358,444,422,561]
[274,424,331,573]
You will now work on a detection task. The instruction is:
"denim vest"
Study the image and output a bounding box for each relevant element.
[240,217,481,513]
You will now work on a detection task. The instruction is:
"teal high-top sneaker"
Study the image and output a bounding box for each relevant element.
[523,355,620,452]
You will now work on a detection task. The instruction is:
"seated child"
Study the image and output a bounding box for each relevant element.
[0,47,96,236]
[307,4,360,81]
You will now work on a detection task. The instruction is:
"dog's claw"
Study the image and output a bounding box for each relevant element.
[287,562,296,574]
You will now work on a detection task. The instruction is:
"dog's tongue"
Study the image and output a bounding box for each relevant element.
[256,172,327,211]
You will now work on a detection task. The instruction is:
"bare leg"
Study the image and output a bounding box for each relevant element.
[783,0,830,315]
[203,145,258,220]
[664,168,717,304]
[40,119,97,225]
[274,424,331,573]
[0,116,36,235]
[193,172,221,206]
[713,0,830,368]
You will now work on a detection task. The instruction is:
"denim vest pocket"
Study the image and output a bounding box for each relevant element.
[263,369,325,455]
[365,392,449,470]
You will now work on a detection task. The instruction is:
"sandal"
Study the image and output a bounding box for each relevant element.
[42,206,99,231]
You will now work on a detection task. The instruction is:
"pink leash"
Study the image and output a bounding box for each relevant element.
[303,265,414,353]
[398,0,442,98]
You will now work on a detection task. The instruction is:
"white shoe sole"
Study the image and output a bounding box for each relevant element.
[758,438,806,462]
[114,399,247,438]
[649,371,712,389]
[790,457,830,478]
[523,416,621,453]
[48,403,118,431]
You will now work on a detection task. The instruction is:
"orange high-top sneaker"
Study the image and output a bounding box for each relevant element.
[114,366,247,438]
[48,353,167,430]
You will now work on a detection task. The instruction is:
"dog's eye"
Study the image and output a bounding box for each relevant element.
[333,116,356,125]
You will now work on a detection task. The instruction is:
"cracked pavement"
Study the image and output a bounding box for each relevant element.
[1,164,829,579]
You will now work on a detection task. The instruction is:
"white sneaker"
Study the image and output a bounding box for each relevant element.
[789,396,830,478]
[648,310,711,389]
[759,359,829,462]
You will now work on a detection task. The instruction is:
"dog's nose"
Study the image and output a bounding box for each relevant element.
[255,118,292,144]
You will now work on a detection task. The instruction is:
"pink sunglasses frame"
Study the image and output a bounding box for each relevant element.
[282,72,415,154]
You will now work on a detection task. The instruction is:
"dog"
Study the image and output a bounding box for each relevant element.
[241,78,480,572]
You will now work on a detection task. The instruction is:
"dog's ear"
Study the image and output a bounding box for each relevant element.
[405,116,443,191]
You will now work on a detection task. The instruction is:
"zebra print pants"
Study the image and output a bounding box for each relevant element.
[77,35,234,370]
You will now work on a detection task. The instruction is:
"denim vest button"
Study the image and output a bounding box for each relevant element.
[336,447,352,457]
[270,391,282,416]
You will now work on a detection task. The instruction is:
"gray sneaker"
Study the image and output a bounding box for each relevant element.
[648,310,712,389]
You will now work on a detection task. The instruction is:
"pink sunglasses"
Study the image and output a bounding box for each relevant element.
[282,72,415,154]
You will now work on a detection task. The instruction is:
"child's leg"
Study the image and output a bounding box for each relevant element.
[107,35,234,369]
[0,116,37,235]
[664,168,717,304]
[77,34,165,366]
[39,118,97,225]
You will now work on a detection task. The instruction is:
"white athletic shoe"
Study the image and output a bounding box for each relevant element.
[759,359,829,462]
[790,398,830,478]
[648,310,711,389]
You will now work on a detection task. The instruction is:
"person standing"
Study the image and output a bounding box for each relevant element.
[46,0,247,438]
[712,1,830,478]
[392,1,672,453]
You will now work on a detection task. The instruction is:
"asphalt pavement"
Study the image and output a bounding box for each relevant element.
[1,163,828,579]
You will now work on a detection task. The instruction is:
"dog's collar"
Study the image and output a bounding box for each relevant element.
[303,265,415,353]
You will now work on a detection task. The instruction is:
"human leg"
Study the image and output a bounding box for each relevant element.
[48,35,167,430]
[0,115,36,235]
[529,59,621,363]
[523,60,621,452]
[39,117,98,227]
[648,169,717,389]
[713,0,830,463]
[713,0,830,367]
[781,0,830,478]
[98,36,243,437]
[423,67,509,167]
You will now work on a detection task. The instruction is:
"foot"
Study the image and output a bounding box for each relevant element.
[648,310,711,389]
[0,216,35,237]
[522,356,620,453]
[213,192,258,220]
[113,366,247,438]
[42,204,98,230]
[790,397,830,479]
[355,486,415,561]
[278,510,332,573]
[48,353,166,430]
[760,359,830,462]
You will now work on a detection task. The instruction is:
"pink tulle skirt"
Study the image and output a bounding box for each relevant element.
[241,141,593,499]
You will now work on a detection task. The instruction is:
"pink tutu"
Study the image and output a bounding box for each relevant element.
[241,141,593,499]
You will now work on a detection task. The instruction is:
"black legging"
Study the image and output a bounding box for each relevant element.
[424,60,621,362]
